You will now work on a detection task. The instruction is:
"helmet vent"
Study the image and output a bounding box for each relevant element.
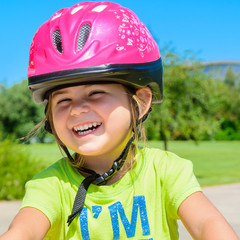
[52,29,63,53]
[77,24,91,51]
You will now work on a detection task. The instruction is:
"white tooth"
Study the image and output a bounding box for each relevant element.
[75,122,100,133]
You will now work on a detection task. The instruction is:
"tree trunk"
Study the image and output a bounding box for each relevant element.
[160,128,168,151]
[163,138,168,151]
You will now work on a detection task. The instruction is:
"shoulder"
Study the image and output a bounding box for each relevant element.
[31,157,79,183]
[141,147,191,169]
[24,158,72,195]
[140,147,201,195]
[137,147,196,187]
[23,158,82,203]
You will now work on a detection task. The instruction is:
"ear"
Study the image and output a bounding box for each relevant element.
[135,87,152,119]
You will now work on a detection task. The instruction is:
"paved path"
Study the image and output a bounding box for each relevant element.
[0,183,239,238]
[0,200,21,235]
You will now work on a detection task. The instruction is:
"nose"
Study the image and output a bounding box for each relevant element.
[70,99,90,116]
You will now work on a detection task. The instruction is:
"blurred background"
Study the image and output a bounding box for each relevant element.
[0,0,240,199]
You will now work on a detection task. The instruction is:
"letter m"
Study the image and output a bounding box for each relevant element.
[108,196,150,239]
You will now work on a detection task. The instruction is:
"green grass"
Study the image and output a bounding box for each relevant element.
[25,141,240,187]
[23,143,62,165]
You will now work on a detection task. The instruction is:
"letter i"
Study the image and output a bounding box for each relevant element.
[79,207,90,240]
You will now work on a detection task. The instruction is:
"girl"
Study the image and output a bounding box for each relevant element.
[1,1,238,239]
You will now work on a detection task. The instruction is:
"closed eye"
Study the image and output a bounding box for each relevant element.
[88,90,106,97]
[57,98,71,104]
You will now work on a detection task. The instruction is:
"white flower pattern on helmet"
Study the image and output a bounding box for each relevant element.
[113,8,155,57]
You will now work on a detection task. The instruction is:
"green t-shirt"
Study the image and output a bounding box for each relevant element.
[21,148,201,239]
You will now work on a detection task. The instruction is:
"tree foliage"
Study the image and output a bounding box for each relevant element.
[0,80,45,140]
[224,66,236,88]
[145,48,220,149]
[213,78,240,140]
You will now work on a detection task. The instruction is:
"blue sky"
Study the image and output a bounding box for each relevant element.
[1,0,239,87]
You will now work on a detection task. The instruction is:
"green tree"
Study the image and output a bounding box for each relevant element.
[224,66,236,88]
[0,80,45,140]
[145,48,219,149]
[213,79,240,140]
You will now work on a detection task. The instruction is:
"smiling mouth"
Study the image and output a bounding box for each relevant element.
[73,122,102,136]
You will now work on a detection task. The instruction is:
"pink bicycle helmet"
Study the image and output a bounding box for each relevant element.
[28,1,163,104]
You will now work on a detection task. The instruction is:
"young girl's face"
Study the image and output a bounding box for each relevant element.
[51,83,132,164]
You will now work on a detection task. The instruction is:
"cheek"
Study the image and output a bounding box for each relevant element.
[106,105,132,132]
[52,109,67,136]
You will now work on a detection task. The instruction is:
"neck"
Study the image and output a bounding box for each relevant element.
[81,130,133,175]
[80,130,135,185]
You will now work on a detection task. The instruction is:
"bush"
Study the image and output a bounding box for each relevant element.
[0,139,46,200]
[214,128,240,140]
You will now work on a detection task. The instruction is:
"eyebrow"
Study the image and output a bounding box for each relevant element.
[51,83,111,98]
[52,89,69,98]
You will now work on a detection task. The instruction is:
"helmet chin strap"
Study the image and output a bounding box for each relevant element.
[44,108,151,226]
[61,131,135,186]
